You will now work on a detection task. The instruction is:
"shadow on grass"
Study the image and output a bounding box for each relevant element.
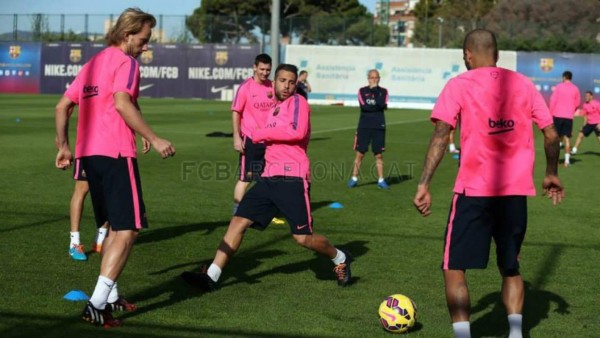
[358,174,412,188]
[120,248,289,320]
[579,150,600,156]
[470,281,569,338]
[471,245,569,337]
[311,200,335,211]
[136,201,334,246]
[310,136,331,142]
[0,214,69,233]
[223,240,368,288]
[125,241,368,322]
[0,310,334,337]
[136,221,229,246]
[386,174,413,186]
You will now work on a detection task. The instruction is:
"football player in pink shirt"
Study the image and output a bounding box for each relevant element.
[571,91,600,154]
[549,71,581,166]
[54,8,175,328]
[231,54,275,215]
[413,29,564,338]
[181,64,352,291]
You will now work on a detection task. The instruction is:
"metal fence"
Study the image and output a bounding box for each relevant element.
[1,13,598,52]
[0,14,391,46]
[0,14,191,43]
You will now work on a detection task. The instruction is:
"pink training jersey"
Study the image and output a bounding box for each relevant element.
[65,47,140,159]
[549,81,581,119]
[231,77,275,139]
[432,67,553,197]
[581,99,600,125]
[253,94,311,180]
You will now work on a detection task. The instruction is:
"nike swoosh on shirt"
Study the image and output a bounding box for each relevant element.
[140,84,154,91]
[211,85,230,93]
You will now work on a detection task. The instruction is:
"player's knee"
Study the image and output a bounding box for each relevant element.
[293,234,311,248]
[229,216,251,233]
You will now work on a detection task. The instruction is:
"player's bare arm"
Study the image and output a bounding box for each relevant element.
[114,92,175,159]
[419,120,452,186]
[54,96,76,169]
[414,120,452,216]
[232,111,244,152]
[541,124,564,204]
[134,101,152,154]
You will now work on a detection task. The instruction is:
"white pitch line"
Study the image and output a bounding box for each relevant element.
[312,118,429,135]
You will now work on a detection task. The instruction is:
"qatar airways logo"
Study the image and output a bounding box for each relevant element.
[488,118,514,135]
[254,101,275,111]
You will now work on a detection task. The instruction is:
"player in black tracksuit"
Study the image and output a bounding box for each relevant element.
[348,69,390,189]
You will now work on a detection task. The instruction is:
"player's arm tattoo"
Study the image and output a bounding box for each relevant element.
[542,124,560,176]
[418,121,452,185]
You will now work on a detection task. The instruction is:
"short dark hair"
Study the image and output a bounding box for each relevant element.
[463,29,498,61]
[299,70,308,76]
[585,90,593,96]
[254,53,272,66]
[562,71,572,80]
[275,63,298,79]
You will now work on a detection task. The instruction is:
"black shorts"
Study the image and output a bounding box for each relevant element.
[553,117,573,138]
[441,193,527,273]
[72,158,87,181]
[238,136,266,182]
[235,176,313,235]
[81,155,148,231]
[581,123,600,137]
[354,128,385,154]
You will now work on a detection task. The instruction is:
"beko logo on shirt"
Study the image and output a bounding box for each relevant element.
[488,118,514,134]
[83,85,99,99]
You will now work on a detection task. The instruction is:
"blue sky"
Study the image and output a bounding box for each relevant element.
[0,0,377,15]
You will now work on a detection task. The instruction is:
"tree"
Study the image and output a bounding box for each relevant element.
[484,0,600,52]
[185,0,389,46]
[411,0,442,47]
[30,14,49,42]
[185,0,268,43]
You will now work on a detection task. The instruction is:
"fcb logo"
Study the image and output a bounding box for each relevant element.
[215,51,228,66]
[141,50,153,64]
[9,45,21,59]
[69,49,82,63]
[273,107,280,116]
[540,58,554,72]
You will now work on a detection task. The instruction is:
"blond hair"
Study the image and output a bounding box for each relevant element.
[105,8,156,46]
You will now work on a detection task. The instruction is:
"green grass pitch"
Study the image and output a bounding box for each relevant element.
[0,94,598,337]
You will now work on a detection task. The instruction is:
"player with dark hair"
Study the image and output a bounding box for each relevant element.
[54,7,175,328]
[413,29,563,338]
[296,70,311,99]
[348,69,390,189]
[181,63,351,291]
[231,53,275,214]
[549,70,581,166]
[571,91,600,154]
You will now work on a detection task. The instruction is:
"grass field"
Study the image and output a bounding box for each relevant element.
[1,93,599,337]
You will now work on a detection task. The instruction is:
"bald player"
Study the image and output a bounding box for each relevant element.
[413,29,564,338]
